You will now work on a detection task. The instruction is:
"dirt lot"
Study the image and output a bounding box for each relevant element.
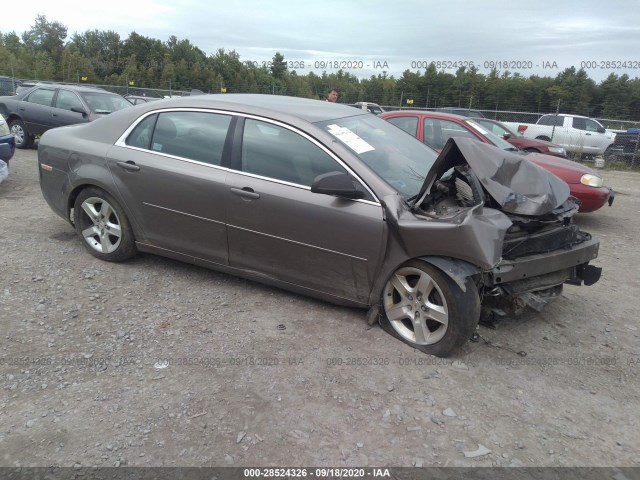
[1,148,639,468]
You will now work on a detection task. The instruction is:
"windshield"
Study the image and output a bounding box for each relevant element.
[316,115,437,199]
[464,119,518,151]
[82,92,133,114]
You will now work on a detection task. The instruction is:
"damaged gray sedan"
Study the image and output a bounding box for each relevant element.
[38,94,601,357]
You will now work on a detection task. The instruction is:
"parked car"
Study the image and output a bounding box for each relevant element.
[124,94,163,105]
[350,102,385,115]
[433,107,485,118]
[472,117,567,158]
[604,128,639,164]
[0,115,16,165]
[502,114,615,157]
[0,76,16,96]
[15,80,41,94]
[381,110,614,213]
[0,84,132,148]
[38,94,602,357]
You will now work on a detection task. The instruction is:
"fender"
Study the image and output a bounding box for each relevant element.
[417,255,482,292]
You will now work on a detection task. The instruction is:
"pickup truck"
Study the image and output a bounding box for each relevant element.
[605,128,639,165]
[503,114,615,157]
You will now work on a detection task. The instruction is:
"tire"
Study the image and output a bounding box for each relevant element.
[535,136,551,142]
[9,119,34,149]
[379,260,480,357]
[603,145,619,162]
[73,187,137,262]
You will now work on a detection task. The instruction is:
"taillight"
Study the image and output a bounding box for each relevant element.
[517,125,527,134]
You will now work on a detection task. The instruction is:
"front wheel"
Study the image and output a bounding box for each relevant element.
[9,119,34,149]
[73,187,137,262]
[379,261,480,357]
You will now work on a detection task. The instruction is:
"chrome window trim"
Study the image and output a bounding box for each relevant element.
[114,108,382,206]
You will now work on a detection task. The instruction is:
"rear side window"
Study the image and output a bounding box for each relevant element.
[538,115,564,127]
[387,116,418,136]
[126,114,157,149]
[26,88,56,107]
[139,111,232,165]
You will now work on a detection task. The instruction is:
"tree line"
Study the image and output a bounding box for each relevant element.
[2,15,640,121]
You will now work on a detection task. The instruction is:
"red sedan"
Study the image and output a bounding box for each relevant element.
[380,110,614,213]
[472,117,567,158]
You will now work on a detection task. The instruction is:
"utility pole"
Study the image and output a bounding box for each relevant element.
[551,99,560,142]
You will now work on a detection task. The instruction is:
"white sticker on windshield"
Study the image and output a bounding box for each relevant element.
[327,124,375,154]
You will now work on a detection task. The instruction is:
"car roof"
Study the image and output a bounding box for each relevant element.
[382,110,468,121]
[37,84,109,93]
[134,94,367,123]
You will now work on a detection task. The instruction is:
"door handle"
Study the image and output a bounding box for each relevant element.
[116,161,140,172]
[230,187,260,199]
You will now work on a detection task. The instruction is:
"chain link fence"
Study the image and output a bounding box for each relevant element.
[4,77,640,166]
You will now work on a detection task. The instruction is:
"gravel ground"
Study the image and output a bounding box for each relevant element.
[1,148,639,468]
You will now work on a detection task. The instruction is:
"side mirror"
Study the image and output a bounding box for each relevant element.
[71,106,88,117]
[311,171,365,199]
[502,133,512,139]
[597,126,606,134]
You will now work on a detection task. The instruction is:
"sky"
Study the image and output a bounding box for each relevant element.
[3,0,640,83]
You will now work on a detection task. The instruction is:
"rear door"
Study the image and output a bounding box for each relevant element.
[110,110,234,265]
[224,117,385,303]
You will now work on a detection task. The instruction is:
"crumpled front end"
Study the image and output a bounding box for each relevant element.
[404,137,601,318]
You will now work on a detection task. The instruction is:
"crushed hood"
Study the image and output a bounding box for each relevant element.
[412,137,570,216]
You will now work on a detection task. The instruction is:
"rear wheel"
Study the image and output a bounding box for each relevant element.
[73,187,137,262]
[9,119,34,149]
[379,260,480,357]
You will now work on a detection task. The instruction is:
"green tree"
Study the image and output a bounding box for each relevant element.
[270,52,287,79]
[21,15,67,76]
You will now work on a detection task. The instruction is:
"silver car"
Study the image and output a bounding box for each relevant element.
[38,94,602,357]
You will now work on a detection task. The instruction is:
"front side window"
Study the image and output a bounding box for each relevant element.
[572,117,587,130]
[584,119,603,132]
[481,121,509,137]
[26,88,55,107]
[55,90,84,112]
[241,119,347,187]
[434,119,476,148]
[465,120,518,151]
